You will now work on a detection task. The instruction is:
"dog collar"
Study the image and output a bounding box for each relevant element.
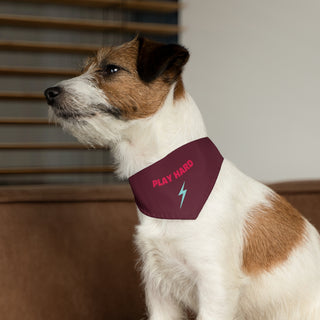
[129,137,223,220]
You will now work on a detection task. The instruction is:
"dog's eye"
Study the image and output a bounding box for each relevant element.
[102,64,121,75]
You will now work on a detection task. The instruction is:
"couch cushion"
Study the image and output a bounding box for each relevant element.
[270,180,320,231]
[0,184,144,320]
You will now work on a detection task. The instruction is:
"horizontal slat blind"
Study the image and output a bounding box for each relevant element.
[0,67,79,77]
[10,0,180,13]
[0,0,179,185]
[0,40,100,54]
[0,118,48,125]
[0,93,45,100]
[0,14,180,36]
[0,143,104,150]
[0,166,114,175]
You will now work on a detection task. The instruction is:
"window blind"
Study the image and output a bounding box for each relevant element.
[0,0,180,185]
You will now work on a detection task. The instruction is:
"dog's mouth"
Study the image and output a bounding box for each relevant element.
[52,109,94,120]
[48,102,92,121]
[48,103,123,125]
[50,102,97,120]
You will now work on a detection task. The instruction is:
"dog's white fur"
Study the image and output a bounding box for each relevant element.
[46,39,320,319]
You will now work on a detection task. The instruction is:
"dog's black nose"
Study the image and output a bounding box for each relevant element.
[44,86,61,105]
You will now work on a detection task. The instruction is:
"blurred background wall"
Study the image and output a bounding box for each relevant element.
[181,0,320,183]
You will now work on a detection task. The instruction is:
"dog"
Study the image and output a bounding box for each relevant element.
[45,37,320,319]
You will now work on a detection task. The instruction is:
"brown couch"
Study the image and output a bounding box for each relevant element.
[0,181,319,320]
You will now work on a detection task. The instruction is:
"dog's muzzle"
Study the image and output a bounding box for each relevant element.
[44,86,62,106]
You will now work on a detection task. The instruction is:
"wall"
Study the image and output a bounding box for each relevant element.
[181,0,320,183]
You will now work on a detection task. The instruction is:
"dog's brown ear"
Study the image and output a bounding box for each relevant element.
[137,37,189,83]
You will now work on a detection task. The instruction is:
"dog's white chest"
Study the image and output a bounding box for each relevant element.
[135,225,198,310]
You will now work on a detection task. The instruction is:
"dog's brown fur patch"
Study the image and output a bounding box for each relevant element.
[173,76,186,101]
[84,38,185,120]
[242,193,306,275]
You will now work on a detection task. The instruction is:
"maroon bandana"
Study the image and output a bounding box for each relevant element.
[129,137,223,220]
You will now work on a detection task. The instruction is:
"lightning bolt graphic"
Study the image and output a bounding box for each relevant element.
[178,182,187,208]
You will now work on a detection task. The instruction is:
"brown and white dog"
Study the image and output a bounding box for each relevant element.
[45,37,320,319]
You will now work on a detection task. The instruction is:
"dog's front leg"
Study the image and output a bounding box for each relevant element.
[196,287,239,320]
[145,282,183,320]
[195,265,240,320]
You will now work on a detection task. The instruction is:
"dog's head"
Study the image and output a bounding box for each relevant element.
[44,37,189,146]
